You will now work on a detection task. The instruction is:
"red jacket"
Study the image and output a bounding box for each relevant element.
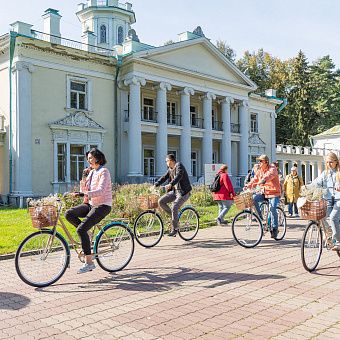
[213,171,235,201]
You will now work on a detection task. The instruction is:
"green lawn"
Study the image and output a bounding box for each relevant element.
[0,204,239,255]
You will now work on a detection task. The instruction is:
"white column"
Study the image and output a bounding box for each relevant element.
[156,82,171,176]
[221,97,233,173]
[13,62,35,195]
[296,160,302,179]
[124,76,146,177]
[271,111,277,161]
[202,92,216,167]
[53,141,58,193]
[305,161,311,184]
[66,141,71,185]
[180,87,194,176]
[239,100,249,176]
[312,162,318,181]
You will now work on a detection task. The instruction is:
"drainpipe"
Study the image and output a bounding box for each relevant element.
[275,98,288,114]
[113,55,122,183]
[9,31,17,194]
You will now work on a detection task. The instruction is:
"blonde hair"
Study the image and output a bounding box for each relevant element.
[220,164,228,172]
[325,152,340,174]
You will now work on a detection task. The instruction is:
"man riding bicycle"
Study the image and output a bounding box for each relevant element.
[244,154,281,238]
[154,154,192,237]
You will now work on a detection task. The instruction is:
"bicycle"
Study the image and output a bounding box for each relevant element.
[133,187,200,248]
[300,199,340,272]
[15,196,135,287]
[231,189,287,248]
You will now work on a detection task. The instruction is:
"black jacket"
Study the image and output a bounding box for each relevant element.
[155,162,192,196]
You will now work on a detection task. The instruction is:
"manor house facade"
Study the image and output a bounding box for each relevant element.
[0,0,283,201]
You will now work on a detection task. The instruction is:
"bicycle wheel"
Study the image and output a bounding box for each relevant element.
[259,202,269,221]
[301,221,323,272]
[95,222,134,272]
[15,230,70,288]
[231,210,263,248]
[133,211,163,248]
[178,206,199,241]
[274,207,287,241]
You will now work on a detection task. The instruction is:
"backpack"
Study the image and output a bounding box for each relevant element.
[209,173,221,192]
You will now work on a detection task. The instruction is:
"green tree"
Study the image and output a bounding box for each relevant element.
[215,40,236,62]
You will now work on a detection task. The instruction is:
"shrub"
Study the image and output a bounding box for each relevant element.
[190,185,214,207]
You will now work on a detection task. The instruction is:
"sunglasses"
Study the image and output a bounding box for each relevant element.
[259,160,267,163]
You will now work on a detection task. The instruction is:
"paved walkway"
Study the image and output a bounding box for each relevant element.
[0,217,339,339]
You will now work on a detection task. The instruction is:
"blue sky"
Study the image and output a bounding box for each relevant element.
[1,0,339,67]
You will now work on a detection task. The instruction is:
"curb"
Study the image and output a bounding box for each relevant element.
[0,253,15,261]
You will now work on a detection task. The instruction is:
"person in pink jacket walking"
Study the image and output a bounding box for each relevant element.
[213,165,236,225]
[65,148,112,274]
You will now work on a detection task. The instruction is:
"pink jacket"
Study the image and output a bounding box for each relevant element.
[81,167,112,207]
[247,164,281,198]
[213,171,235,201]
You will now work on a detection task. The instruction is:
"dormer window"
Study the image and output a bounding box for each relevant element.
[117,26,124,44]
[100,25,107,43]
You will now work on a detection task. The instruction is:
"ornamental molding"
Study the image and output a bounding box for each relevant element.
[180,87,195,96]
[158,82,172,92]
[123,76,146,87]
[219,97,234,105]
[49,112,105,130]
[248,133,266,146]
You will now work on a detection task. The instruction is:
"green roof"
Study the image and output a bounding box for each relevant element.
[313,125,340,138]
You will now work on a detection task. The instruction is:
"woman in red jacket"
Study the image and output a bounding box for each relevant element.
[213,164,236,225]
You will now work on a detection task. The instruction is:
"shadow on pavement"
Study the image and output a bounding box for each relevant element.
[0,292,30,310]
[37,266,285,293]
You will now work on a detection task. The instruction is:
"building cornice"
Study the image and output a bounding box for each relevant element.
[123,57,255,92]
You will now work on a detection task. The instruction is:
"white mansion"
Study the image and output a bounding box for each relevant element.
[0,0,287,201]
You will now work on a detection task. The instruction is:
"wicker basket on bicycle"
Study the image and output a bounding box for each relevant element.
[28,205,58,229]
[299,199,327,221]
[138,194,159,210]
[234,192,253,210]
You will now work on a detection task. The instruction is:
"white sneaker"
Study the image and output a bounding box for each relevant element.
[332,242,340,251]
[77,262,96,274]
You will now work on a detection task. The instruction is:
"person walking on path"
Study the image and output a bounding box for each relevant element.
[244,164,259,187]
[154,154,192,237]
[284,166,304,217]
[312,152,340,251]
[213,164,235,225]
[245,154,281,238]
[65,148,112,273]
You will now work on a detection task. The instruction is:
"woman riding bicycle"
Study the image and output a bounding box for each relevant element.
[312,152,340,251]
[244,154,281,238]
[65,148,112,273]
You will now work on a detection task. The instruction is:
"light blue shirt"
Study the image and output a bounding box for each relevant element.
[313,169,340,201]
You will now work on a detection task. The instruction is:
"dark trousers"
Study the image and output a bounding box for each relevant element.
[65,204,111,255]
[288,202,298,215]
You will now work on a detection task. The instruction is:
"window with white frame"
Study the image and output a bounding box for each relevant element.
[190,106,198,127]
[100,25,107,44]
[57,144,66,181]
[70,145,86,181]
[144,149,155,176]
[212,151,218,164]
[143,98,155,121]
[56,143,98,182]
[117,26,124,44]
[250,113,258,133]
[70,80,87,110]
[167,102,177,124]
[191,151,197,177]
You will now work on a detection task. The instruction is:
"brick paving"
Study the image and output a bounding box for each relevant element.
[0,217,339,339]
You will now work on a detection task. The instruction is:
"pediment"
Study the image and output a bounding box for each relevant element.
[135,39,256,88]
[249,133,266,146]
[49,112,104,130]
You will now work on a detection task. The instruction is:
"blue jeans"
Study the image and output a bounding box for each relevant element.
[288,202,298,215]
[216,200,233,221]
[327,200,340,242]
[253,194,280,229]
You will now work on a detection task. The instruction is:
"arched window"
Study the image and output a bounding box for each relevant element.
[117,26,124,44]
[100,25,107,44]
